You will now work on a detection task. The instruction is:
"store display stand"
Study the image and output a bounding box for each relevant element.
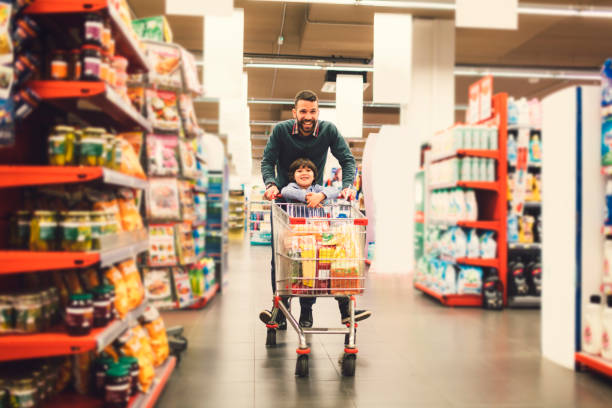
[206,167,229,290]
[228,189,245,241]
[414,93,508,307]
[249,200,272,246]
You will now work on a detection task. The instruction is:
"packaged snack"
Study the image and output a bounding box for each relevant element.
[118,259,144,310]
[175,223,196,264]
[299,236,316,291]
[179,94,199,136]
[119,138,146,179]
[519,215,535,243]
[146,89,180,131]
[507,214,519,243]
[143,306,170,366]
[146,134,179,176]
[147,177,181,219]
[179,46,202,95]
[118,132,143,158]
[143,41,181,88]
[143,268,173,305]
[172,267,193,308]
[177,181,195,220]
[118,189,144,231]
[104,266,129,318]
[119,328,155,392]
[127,86,145,113]
[148,224,177,266]
[133,16,173,43]
[92,193,124,234]
[178,138,199,178]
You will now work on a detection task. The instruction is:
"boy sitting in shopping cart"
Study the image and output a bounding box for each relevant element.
[263,158,372,328]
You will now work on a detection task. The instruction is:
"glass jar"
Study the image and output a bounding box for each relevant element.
[50,50,68,80]
[100,53,108,83]
[38,289,52,331]
[13,293,42,333]
[94,357,115,397]
[104,212,119,235]
[60,211,92,251]
[69,48,81,80]
[29,211,57,251]
[103,134,115,168]
[0,378,7,408]
[42,364,56,400]
[113,139,122,170]
[0,295,13,334]
[80,127,105,166]
[118,356,139,396]
[102,21,111,52]
[66,293,93,336]
[48,287,60,325]
[104,364,130,408]
[92,285,112,328]
[90,211,105,250]
[81,44,102,81]
[48,125,75,166]
[32,369,46,403]
[9,211,30,249]
[84,13,103,46]
[8,377,37,408]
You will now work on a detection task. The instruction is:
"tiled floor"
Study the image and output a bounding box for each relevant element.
[157,241,612,407]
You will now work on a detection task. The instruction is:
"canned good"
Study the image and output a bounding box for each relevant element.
[60,211,92,251]
[48,125,76,166]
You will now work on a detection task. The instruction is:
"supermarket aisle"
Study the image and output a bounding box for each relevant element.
[157,241,612,408]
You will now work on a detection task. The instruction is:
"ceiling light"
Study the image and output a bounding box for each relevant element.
[251,0,612,19]
[245,63,323,70]
[454,67,600,81]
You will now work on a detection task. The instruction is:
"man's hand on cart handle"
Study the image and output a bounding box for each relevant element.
[341,187,356,201]
[264,185,279,200]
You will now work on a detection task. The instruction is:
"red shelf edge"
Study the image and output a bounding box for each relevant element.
[188,283,220,310]
[0,165,104,188]
[575,352,612,378]
[414,282,482,307]
[0,250,100,274]
[456,220,500,230]
[456,257,499,268]
[456,149,500,159]
[457,181,499,191]
[136,356,177,408]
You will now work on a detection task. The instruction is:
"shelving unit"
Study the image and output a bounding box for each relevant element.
[0,166,148,189]
[249,200,271,246]
[206,168,229,289]
[415,92,508,307]
[228,190,246,241]
[575,352,612,378]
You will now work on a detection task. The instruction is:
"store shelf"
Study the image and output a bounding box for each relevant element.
[508,242,542,250]
[414,282,483,307]
[24,0,150,74]
[188,282,220,309]
[0,301,147,362]
[508,296,541,307]
[44,356,176,408]
[575,352,612,378]
[456,257,499,268]
[457,149,500,159]
[192,219,207,228]
[507,125,540,131]
[457,181,499,191]
[457,220,499,230]
[0,229,148,274]
[27,81,152,132]
[0,166,147,189]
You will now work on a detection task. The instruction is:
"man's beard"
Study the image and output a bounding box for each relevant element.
[298,119,315,135]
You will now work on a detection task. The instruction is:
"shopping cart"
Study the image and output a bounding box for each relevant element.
[265,199,368,377]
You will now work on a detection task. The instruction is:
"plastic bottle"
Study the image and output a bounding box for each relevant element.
[465,190,478,221]
[457,189,467,221]
[486,159,495,182]
[461,158,471,181]
[518,97,530,126]
[529,134,542,164]
[507,134,518,165]
[583,295,604,355]
[471,158,480,181]
[601,295,612,361]
[489,126,498,150]
[508,97,518,125]
[479,158,487,182]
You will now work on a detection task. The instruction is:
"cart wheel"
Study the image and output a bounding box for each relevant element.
[341,354,356,377]
[344,329,357,346]
[295,355,309,377]
[265,328,276,346]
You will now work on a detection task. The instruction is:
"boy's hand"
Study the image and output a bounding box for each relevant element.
[306,192,325,208]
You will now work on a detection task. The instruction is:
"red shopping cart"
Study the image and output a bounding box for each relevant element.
[265,199,368,377]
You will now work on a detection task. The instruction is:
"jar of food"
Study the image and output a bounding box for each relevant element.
[100,52,109,83]
[42,364,57,400]
[29,211,57,251]
[69,48,81,80]
[103,134,115,167]
[9,211,31,249]
[32,369,46,402]
[105,364,130,408]
[66,293,93,336]
[48,125,75,166]
[80,127,105,166]
[84,13,103,46]
[0,378,7,408]
[118,356,139,396]
[81,44,102,81]
[113,139,122,170]
[47,287,60,325]
[60,211,92,252]
[50,50,68,80]
[0,295,13,333]
[13,293,42,333]
[92,285,112,328]
[104,212,119,235]
[8,377,37,408]
[94,357,115,397]
[38,289,52,331]
[90,211,105,250]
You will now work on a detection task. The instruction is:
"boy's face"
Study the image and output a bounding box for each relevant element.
[295,166,315,188]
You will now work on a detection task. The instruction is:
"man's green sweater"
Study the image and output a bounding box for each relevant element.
[261,119,356,190]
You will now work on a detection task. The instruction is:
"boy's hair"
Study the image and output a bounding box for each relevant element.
[288,158,318,183]
[294,90,318,107]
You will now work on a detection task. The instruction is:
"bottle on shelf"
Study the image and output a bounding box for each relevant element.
[602,295,612,361]
[583,294,604,355]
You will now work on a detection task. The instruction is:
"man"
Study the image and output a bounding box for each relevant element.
[259,89,372,329]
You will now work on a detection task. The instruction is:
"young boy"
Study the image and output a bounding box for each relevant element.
[261,158,371,329]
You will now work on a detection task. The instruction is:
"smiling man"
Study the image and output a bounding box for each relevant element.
[259,89,372,329]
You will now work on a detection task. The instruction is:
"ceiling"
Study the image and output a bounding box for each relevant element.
[128,0,612,160]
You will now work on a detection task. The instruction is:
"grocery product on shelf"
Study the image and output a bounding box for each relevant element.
[175,222,196,265]
[602,295,612,361]
[147,177,181,220]
[142,267,173,308]
[583,295,604,355]
[146,89,180,132]
[148,224,177,266]
[172,267,193,308]
[146,134,180,176]
[132,16,173,43]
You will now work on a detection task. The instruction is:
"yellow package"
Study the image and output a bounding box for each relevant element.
[118,259,144,310]
[119,139,146,180]
[143,306,170,366]
[81,268,100,291]
[300,236,316,288]
[63,270,83,294]
[118,189,144,232]
[93,198,124,234]
[121,329,155,393]
[105,266,129,318]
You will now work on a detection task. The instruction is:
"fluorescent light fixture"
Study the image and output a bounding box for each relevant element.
[454,67,600,81]
[245,63,322,70]
[251,0,612,19]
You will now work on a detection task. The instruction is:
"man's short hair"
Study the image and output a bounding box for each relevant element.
[294,90,318,107]
[288,158,318,182]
